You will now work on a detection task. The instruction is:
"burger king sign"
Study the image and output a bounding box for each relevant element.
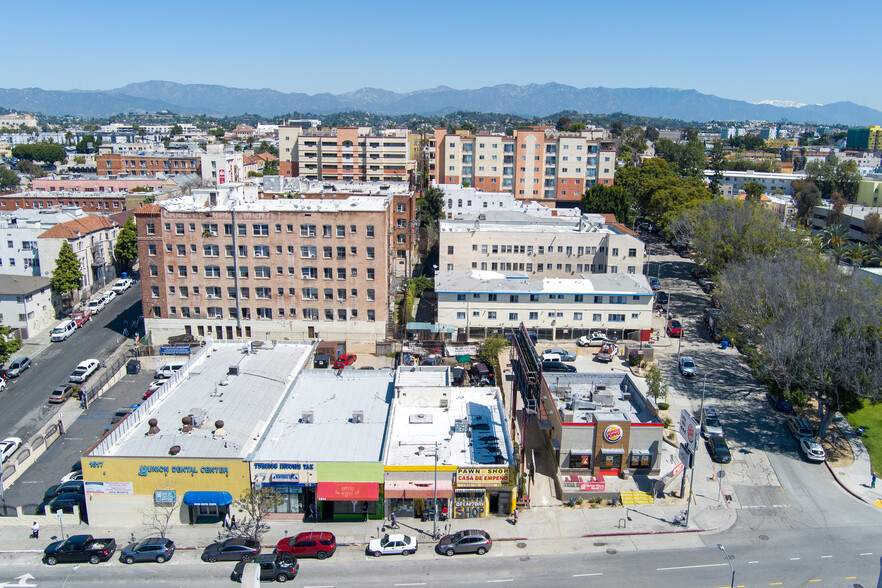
[603,424,623,443]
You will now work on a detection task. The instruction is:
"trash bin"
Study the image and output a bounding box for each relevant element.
[720,340,729,350]
[126,359,141,374]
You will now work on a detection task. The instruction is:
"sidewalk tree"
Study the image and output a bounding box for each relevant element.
[141,500,179,538]
[0,325,23,365]
[114,217,138,272]
[645,363,668,404]
[233,483,284,541]
[51,241,83,308]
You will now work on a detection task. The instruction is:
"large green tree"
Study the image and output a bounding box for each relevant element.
[792,181,821,228]
[580,184,633,225]
[114,217,139,272]
[707,142,726,196]
[805,156,861,201]
[742,181,764,201]
[75,135,101,153]
[0,325,23,366]
[653,137,706,178]
[417,186,444,228]
[51,241,83,306]
[17,160,46,178]
[11,143,66,164]
[0,165,20,192]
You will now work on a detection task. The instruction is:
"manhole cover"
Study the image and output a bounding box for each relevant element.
[520,555,530,562]
[516,542,527,549]
[759,535,769,541]
[606,548,617,555]
[593,542,607,547]
[853,584,863,588]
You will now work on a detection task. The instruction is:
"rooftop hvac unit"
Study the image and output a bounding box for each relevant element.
[301,411,314,424]
[187,409,206,428]
[439,395,449,408]
[229,365,240,376]
[409,413,434,424]
[622,392,631,402]
[351,410,364,424]
[454,419,468,433]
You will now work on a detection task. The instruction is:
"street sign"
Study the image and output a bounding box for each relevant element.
[680,409,699,451]
[717,470,726,478]
[678,443,694,469]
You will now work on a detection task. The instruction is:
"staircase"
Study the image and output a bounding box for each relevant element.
[620,491,655,506]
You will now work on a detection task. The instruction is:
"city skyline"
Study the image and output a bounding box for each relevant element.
[3,0,880,110]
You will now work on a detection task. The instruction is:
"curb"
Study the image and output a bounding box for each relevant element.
[825,461,867,504]
[581,528,704,538]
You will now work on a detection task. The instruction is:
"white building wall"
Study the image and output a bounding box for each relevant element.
[0,286,54,337]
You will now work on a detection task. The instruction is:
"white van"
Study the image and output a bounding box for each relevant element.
[50,319,77,342]
[154,363,185,379]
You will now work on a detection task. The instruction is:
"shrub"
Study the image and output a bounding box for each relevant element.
[658,402,670,410]
[575,496,584,505]
[628,349,643,367]
[663,416,673,428]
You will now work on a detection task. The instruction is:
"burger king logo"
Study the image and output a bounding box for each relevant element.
[604,424,623,443]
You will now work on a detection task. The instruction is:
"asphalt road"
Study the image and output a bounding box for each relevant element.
[0,286,142,441]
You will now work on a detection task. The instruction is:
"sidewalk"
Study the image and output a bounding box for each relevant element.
[826,413,882,507]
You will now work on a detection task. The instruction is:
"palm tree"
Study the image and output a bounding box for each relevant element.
[820,224,849,249]
[827,243,850,266]
[868,245,882,268]
[846,243,871,267]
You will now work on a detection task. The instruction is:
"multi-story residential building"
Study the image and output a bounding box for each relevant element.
[97,152,201,177]
[438,212,645,278]
[200,144,244,185]
[704,170,806,197]
[846,126,882,151]
[811,203,882,244]
[0,275,54,338]
[278,127,410,183]
[439,184,581,219]
[37,215,120,296]
[31,176,164,193]
[857,176,882,207]
[436,270,653,341]
[0,190,128,214]
[407,130,439,186]
[434,128,616,205]
[135,183,393,349]
[0,113,38,129]
[0,207,89,276]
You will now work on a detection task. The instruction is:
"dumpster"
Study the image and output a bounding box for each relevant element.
[126,359,142,374]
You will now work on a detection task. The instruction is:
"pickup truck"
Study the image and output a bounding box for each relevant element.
[72,309,92,328]
[595,342,619,363]
[43,534,116,565]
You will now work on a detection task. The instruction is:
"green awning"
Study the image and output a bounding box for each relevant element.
[456,355,471,363]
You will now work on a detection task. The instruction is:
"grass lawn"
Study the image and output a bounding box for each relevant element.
[846,401,882,474]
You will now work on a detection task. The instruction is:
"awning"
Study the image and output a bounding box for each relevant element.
[600,448,625,455]
[182,491,232,507]
[630,449,652,456]
[384,480,453,499]
[316,482,378,502]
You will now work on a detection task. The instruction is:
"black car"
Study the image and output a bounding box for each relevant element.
[38,492,85,515]
[44,480,84,501]
[706,435,731,464]
[541,361,576,373]
[655,291,669,305]
[201,538,261,563]
[231,553,298,583]
[120,537,175,564]
[767,392,794,412]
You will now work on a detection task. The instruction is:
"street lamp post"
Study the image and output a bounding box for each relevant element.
[718,544,735,588]
[685,367,721,528]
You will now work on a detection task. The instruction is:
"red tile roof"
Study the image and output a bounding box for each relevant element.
[38,215,118,239]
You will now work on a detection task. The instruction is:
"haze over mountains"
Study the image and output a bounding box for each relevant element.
[1,81,879,125]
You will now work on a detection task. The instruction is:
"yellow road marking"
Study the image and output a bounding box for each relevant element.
[770,583,783,586]
[845,578,856,580]
[808,580,821,583]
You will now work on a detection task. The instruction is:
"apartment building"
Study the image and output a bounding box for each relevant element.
[278,127,410,183]
[439,184,581,219]
[97,152,201,177]
[435,128,616,205]
[0,113,38,129]
[846,126,882,151]
[135,183,393,350]
[0,190,128,214]
[200,144,244,185]
[704,170,806,197]
[436,270,653,341]
[37,215,120,295]
[0,207,88,276]
[31,177,164,193]
[438,212,645,278]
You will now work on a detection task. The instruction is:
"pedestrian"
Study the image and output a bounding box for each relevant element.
[872,472,877,489]
[30,522,39,539]
[308,503,316,521]
[362,501,368,522]
[223,511,231,529]
[229,514,238,531]
[513,507,519,525]
[389,512,398,529]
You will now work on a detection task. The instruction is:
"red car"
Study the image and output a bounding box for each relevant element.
[667,318,683,337]
[332,354,357,370]
[275,532,336,560]
[71,310,92,328]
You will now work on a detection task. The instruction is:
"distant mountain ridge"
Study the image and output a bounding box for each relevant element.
[0,81,879,125]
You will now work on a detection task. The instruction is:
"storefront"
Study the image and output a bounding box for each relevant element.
[454,467,516,518]
[384,473,455,519]
[252,462,317,517]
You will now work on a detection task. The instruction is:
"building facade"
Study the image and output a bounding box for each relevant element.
[135,184,393,350]
[37,215,120,295]
[705,169,806,197]
[200,144,244,186]
[0,275,54,338]
[846,126,882,151]
[0,191,128,214]
[97,152,201,177]
[0,207,89,276]
[31,177,164,193]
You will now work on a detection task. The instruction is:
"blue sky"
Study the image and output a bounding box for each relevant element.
[4,0,880,110]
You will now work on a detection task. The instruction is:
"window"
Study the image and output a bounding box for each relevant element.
[529,312,538,320]
[175,223,184,235]
[488,294,497,301]
[610,295,626,304]
[574,312,583,320]
[366,225,375,238]
[337,288,347,301]
[323,268,333,279]
[203,244,219,257]
[300,224,316,237]
[237,245,248,258]
[448,246,454,255]
[239,266,249,278]
[367,268,375,280]
[225,245,234,257]
[255,266,271,278]
[628,248,637,257]
[508,313,518,321]
[593,313,601,321]
[367,310,375,322]
[148,244,157,256]
[608,314,625,322]
[336,246,346,259]
[612,248,618,256]
[253,245,270,258]
[205,265,220,278]
[509,295,519,303]
[256,287,272,299]
[145,222,155,235]
[151,286,159,298]
[256,308,272,319]
[334,268,345,280]
[632,313,640,319]
[367,289,375,301]
[336,225,345,237]
[302,267,317,279]
[253,223,269,236]
[302,287,318,300]
[176,244,186,256]
[366,247,375,259]
[322,225,332,237]
[594,296,603,304]
[202,223,218,236]
[206,286,222,299]
[301,246,317,258]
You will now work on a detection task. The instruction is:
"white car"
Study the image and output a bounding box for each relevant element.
[86,298,107,314]
[110,278,134,294]
[0,437,22,463]
[367,533,418,557]
[799,438,827,462]
[69,358,100,383]
[102,290,116,304]
[577,333,615,347]
[60,470,84,484]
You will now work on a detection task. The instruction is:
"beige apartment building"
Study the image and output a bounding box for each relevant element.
[279,126,410,183]
[438,213,645,278]
[135,184,393,350]
[435,128,616,206]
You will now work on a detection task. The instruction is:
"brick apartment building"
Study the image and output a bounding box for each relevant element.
[135,183,394,350]
[0,190,128,214]
[97,152,201,177]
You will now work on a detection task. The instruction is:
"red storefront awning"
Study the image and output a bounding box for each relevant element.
[384,480,454,499]
[316,482,378,502]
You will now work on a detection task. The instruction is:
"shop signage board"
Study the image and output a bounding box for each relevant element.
[678,443,694,469]
[579,480,605,492]
[679,410,699,451]
[453,491,486,518]
[159,345,191,356]
[455,467,512,487]
[154,490,176,505]
[85,481,134,495]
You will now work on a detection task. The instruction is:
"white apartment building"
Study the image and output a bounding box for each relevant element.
[0,207,88,276]
[438,213,645,278]
[704,170,806,197]
[435,270,653,341]
[200,144,244,185]
[438,184,580,219]
[0,275,54,338]
[0,113,38,129]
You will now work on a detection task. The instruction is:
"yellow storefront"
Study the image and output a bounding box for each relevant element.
[81,456,251,526]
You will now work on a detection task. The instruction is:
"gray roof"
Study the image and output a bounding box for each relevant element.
[249,370,394,463]
[0,275,52,296]
[434,270,653,296]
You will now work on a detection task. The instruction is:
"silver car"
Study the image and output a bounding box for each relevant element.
[542,348,576,362]
[678,356,697,377]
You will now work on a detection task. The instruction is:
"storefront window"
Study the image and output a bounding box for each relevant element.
[269,487,305,514]
[568,453,592,469]
[629,453,651,469]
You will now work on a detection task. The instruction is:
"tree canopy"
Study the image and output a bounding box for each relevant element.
[11,143,66,164]
[417,185,444,228]
[114,217,139,272]
[615,158,714,229]
[653,138,706,178]
[0,165,20,192]
[581,184,633,225]
[75,134,101,153]
[51,241,83,298]
[805,156,861,201]
[742,181,764,201]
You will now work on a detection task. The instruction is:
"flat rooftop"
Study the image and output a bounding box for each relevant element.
[394,366,450,387]
[161,192,391,214]
[544,373,659,425]
[440,214,621,234]
[386,386,513,468]
[92,341,314,459]
[435,270,653,296]
[249,370,394,463]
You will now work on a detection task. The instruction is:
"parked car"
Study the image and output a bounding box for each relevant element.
[577,333,615,347]
[71,309,92,328]
[367,533,417,557]
[451,366,466,386]
[471,362,494,385]
[437,529,492,556]
[667,318,682,338]
[50,319,77,342]
[101,290,116,304]
[542,348,576,362]
[60,470,84,484]
[655,291,669,306]
[700,407,724,438]
[767,393,794,412]
[332,353,357,370]
[110,407,135,424]
[799,438,827,462]
[201,538,261,563]
[275,531,337,560]
[154,363,184,379]
[692,267,709,279]
[120,537,175,564]
[110,278,134,294]
[678,356,697,377]
[705,435,731,464]
[595,342,619,363]
[43,480,84,501]
[421,354,443,366]
[649,277,661,290]
[49,385,78,404]
[38,492,85,515]
[541,361,576,373]
[42,534,116,565]
[0,437,21,463]
[231,553,298,583]
[70,358,100,383]
[7,356,31,377]
[86,297,107,314]
[786,416,814,440]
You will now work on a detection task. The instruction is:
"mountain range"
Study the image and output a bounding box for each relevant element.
[1,82,879,125]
